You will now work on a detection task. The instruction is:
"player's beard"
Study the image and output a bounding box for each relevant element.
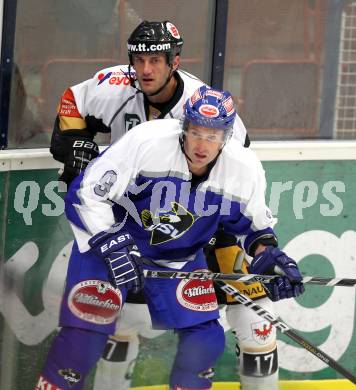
[140,68,174,97]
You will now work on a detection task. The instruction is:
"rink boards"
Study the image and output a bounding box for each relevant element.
[132,379,356,389]
[0,143,356,389]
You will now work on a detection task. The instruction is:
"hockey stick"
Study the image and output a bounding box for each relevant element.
[145,268,356,383]
[214,280,356,384]
[143,269,356,287]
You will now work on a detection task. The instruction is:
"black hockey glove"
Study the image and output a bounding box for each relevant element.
[60,138,99,185]
[89,230,144,293]
[50,122,99,185]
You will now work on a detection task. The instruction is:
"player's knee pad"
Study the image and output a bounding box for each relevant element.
[37,327,108,390]
[170,319,225,389]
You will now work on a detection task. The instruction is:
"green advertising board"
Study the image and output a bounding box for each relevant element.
[0,146,356,389]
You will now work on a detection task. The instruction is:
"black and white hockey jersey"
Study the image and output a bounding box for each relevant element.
[57,65,248,145]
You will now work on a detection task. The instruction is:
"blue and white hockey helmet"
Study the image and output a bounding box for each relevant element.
[182,85,237,134]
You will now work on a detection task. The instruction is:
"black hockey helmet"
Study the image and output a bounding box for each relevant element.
[127,21,184,66]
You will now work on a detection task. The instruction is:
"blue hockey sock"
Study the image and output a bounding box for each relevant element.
[170,319,225,389]
[39,327,108,389]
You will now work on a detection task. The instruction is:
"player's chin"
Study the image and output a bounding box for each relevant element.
[140,82,156,94]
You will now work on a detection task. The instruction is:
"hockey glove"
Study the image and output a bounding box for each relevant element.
[262,276,305,302]
[60,138,99,185]
[248,246,305,301]
[50,121,100,185]
[89,230,144,293]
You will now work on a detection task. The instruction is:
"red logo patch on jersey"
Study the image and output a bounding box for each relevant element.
[35,375,62,390]
[177,273,218,312]
[58,88,81,118]
[166,22,181,39]
[198,104,219,118]
[68,280,122,324]
[251,321,274,344]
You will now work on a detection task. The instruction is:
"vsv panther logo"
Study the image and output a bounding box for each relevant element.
[58,368,81,387]
[141,201,198,245]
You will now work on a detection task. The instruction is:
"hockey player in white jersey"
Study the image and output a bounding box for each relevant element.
[50,21,249,185]
[37,86,304,390]
[49,21,283,390]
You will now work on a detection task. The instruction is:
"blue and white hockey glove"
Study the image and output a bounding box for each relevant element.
[262,276,305,302]
[248,246,305,302]
[89,230,144,293]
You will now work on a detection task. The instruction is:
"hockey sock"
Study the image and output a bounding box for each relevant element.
[169,319,225,389]
[37,327,108,389]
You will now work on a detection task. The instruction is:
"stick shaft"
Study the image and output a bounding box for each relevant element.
[144,270,356,383]
[214,280,356,384]
[143,269,356,287]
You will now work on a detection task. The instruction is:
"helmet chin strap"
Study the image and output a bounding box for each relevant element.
[128,64,175,98]
[179,133,192,163]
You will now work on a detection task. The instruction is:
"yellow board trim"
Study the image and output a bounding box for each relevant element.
[131,380,356,390]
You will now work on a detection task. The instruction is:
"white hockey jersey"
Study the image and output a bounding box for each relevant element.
[66,119,276,260]
[61,65,248,145]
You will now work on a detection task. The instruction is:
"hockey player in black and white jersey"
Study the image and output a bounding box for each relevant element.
[50,21,280,390]
[50,20,249,185]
